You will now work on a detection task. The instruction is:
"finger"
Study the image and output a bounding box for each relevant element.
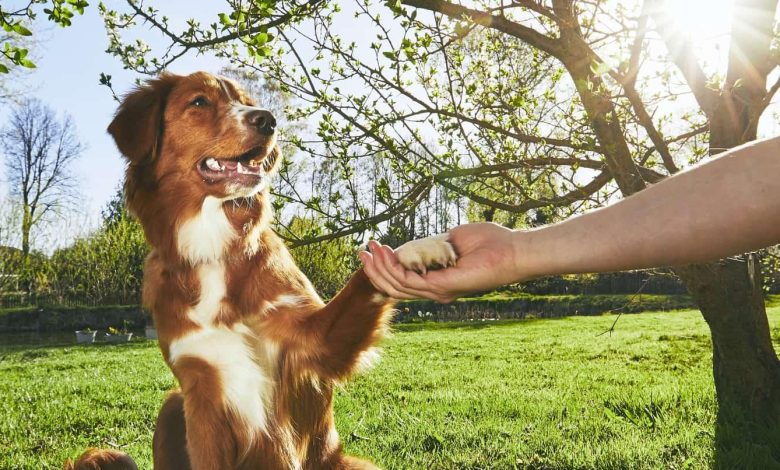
[361,250,419,299]
[372,245,443,300]
[359,251,393,292]
[367,239,382,253]
[365,244,452,301]
[371,245,417,292]
[379,245,453,293]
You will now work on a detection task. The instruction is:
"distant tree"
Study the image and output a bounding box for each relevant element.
[0,198,22,293]
[48,218,147,305]
[101,185,132,228]
[0,99,83,262]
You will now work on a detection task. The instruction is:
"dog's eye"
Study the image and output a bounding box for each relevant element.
[190,96,209,108]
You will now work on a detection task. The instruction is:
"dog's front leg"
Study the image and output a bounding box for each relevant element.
[305,267,395,379]
[307,234,458,379]
[174,356,242,470]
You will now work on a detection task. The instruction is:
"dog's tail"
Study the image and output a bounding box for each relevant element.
[63,448,138,470]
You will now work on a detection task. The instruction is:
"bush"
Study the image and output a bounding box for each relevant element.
[46,214,148,305]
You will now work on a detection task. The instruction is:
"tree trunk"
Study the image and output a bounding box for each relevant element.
[20,203,33,293]
[677,260,780,417]
[676,259,780,465]
[21,203,32,259]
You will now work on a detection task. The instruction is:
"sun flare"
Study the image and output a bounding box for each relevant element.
[664,0,735,38]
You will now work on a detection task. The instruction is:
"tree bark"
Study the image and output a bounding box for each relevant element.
[677,260,780,419]
[676,259,780,465]
[21,203,31,259]
[20,202,33,293]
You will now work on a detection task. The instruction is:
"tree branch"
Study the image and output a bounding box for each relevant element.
[645,0,716,115]
[402,0,562,57]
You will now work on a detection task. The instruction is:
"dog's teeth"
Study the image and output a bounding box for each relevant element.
[237,162,255,175]
[206,158,222,171]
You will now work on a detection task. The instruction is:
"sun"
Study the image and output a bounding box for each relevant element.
[664,0,735,38]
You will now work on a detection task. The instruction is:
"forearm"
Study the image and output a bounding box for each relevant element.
[519,136,780,278]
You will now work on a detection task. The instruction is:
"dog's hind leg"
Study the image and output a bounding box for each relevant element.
[333,454,381,470]
[64,448,138,470]
[309,450,380,470]
[153,391,191,470]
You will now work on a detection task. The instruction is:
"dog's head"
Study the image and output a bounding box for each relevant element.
[108,71,282,262]
[109,71,281,207]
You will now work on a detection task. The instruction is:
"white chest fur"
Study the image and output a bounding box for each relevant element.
[189,262,227,326]
[177,196,236,265]
[168,257,277,441]
[169,325,275,442]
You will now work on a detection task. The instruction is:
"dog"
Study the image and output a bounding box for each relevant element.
[67,71,457,469]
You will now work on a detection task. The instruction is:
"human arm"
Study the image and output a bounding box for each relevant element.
[359,136,780,302]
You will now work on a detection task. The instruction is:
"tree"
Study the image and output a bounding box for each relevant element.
[0,198,23,295]
[1,98,83,264]
[99,0,780,461]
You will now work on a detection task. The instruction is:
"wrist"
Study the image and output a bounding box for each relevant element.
[509,229,542,282]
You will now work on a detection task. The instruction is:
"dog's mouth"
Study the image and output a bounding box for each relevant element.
[197,146,278,185]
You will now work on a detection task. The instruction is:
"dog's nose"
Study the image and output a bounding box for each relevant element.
[246,109,276,136]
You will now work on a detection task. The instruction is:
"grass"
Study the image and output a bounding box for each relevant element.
[1,307,779,469]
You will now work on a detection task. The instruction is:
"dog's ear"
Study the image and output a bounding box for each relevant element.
[108,73,180,163]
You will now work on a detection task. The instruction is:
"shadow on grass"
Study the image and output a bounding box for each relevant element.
[713,405,780,469]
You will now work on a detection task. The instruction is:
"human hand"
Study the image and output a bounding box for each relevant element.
[359,223,528,303]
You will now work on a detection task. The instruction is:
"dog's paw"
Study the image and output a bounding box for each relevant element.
[395,234,457,275]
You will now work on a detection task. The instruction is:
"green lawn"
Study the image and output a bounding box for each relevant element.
[2,308,779,469]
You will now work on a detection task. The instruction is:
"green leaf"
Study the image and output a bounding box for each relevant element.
[13,24,33,36]
[382,51,396,61]
[454,22,470,37]
[253,32,269,45]
[590,60,611,76]
[99,72,113,86]
[376,178,391,205]
[0,63,9,74]
[218,12,232,26]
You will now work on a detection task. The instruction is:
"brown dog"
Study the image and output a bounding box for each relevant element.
[68,71,456,469]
